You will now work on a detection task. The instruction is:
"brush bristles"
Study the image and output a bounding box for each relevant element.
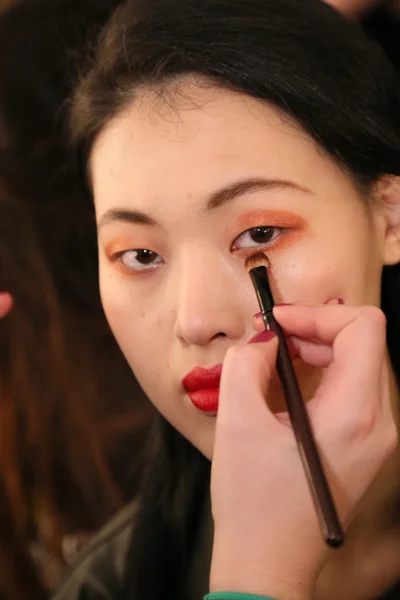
[245,252,269,272]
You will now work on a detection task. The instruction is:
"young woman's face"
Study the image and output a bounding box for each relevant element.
[91,83,389,459]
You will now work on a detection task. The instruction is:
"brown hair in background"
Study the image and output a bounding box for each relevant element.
[0,0,155,598]
[0,190,153,600]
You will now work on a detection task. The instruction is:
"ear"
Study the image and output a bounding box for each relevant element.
[374,175,400,266]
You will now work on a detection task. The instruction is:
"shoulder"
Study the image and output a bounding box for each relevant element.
[51,501,138,600]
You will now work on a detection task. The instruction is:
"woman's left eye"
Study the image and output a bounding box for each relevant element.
[232,226,283,250]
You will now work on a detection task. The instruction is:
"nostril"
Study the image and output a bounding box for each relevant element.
[213,332,226,339]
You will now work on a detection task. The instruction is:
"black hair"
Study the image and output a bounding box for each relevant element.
[70,1,400,598]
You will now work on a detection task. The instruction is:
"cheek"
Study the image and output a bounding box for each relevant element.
[268,217,382,305]
[98,264,174,399]
[99,268,150,366]
[268,250,343,303]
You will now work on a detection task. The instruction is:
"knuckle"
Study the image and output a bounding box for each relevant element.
[359,306,387,331]
[342,404,398,462]
[382,422,398,459]
[343,408,377,444]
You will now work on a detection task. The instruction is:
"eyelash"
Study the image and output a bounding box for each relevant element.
[231,225,283,253]
[112,226,285,274]
[112,249,163,273]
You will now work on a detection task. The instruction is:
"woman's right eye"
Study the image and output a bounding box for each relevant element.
[116,249,164,272]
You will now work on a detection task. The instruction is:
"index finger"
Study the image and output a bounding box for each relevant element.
[273,304,385,345]
[274,304,387,403]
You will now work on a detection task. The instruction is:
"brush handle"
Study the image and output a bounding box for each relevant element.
[248,264,343,546]
[271,317,344,548]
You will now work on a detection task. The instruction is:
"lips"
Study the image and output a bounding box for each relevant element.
[182,364,222,413]
[182,329,290,414]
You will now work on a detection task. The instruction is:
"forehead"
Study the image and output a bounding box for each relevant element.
[92,80,306,162]
[90,81,338,216]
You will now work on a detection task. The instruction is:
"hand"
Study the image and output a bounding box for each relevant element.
[0,292,12,318]
[210,304,397,600]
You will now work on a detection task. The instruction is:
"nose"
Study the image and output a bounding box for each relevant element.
[174,249,247,347]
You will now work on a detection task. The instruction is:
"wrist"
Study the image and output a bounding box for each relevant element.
[210,532,316,600]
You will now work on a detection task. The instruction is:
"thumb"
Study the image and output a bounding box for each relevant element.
[217,330,280,432]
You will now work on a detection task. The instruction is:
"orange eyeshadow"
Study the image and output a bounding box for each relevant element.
[234,209,309,255]
[238,209,308,231]
[104,237,136,259]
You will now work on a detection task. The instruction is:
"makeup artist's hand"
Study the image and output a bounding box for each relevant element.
[0,292,12,318]
[210,303,397,600]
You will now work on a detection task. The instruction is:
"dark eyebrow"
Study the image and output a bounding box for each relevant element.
[98,209,157,229]
[206,177,313,210]
[97,177,312,229]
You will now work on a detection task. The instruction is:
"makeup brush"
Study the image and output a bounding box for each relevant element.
[245,252,344,548]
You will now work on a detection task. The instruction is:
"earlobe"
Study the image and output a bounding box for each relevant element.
[375,175,400,266]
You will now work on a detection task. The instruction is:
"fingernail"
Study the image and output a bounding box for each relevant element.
[248,329,276,344]
[254,312,262,319]
[338,298,344,305]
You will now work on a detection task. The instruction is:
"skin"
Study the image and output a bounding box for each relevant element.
[94,84,390,455]
[0,293,12,318]
[324,0,400,18]
[92,82,400,598]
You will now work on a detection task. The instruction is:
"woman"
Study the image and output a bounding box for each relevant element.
[52,0,400,598]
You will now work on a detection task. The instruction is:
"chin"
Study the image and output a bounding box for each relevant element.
[185,421,215,462]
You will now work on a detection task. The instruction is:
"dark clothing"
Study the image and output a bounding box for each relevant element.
[52,498,213,600]
[51,502,136,600]
[51,498,400,600]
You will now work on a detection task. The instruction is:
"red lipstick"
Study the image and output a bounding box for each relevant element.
[182,364,222,413]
